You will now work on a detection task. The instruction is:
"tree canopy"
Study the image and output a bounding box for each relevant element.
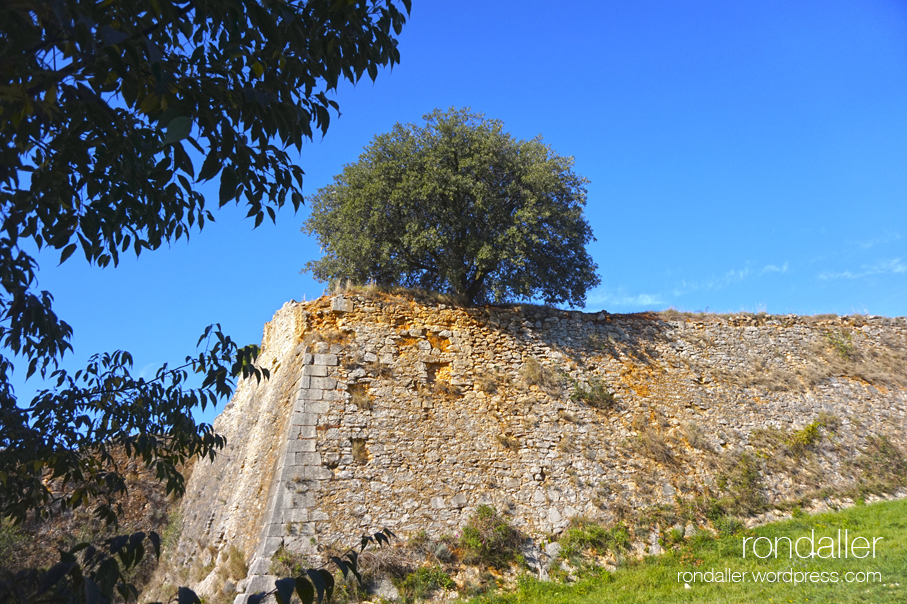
[0,0,409,530]
[302,108,601,306]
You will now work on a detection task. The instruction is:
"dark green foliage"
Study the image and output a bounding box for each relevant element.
[558,517,630,558]
[251,529,394,604]
[712,515,744,536]
[0,0,409,526]
[825,329,854,360]
[717,453,767,515]
[459,505,523,567]
[303,108,600,306]
[570,378,616,410]
[786,421,823,457]
[853,434,907,492]
[399,566,455,602]
[0,1,409,600]
[0,327,265,528]
[0,531,162,604]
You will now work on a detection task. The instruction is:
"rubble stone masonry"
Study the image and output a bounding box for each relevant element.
[171,293,907,599]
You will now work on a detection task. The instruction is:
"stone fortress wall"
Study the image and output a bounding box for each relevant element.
[172,293,907,599]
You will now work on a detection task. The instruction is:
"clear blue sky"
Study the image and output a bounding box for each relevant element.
[16,0,907,422]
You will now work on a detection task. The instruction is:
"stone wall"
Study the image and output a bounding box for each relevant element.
[172,293,907,600]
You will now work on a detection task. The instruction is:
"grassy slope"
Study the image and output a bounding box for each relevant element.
[464,498,907,604]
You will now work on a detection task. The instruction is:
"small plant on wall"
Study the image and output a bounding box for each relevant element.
[459,505,523,567]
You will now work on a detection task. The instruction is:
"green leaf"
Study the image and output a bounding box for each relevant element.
[294,577,315,604]
[162,116,192,146]
[219,166,237,205]
[148,532,161,559]
[59,243,77,265]
[274,578,295,604]
[84,578,103,604]
[317,570,334,602]
[330,556,349,578]
[177,587,202,604]
[38,560,76,594]
[198,151,222,182]
[306,569,326,604]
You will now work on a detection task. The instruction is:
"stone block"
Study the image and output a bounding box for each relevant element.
[298,389,324,402]
[451,493,468,508]
[322,389,342,402]
[286,437,316,452]
[303,465,333,480]
[290,424,316,439]
[297,375,311,389]
[258,537,284,558]
[307,400,330,414]
[245,575,278,596]
[331,296,353,313]
[311,377,337,390]
[291,412,317,426]
[302,353,313,365]
[283,536,318,555]
[303,365,328,377]
[430,497,446,509]
[314,353,338,366]
[279,507,310,523]
[294,451,322,465]
[247,557,271,575]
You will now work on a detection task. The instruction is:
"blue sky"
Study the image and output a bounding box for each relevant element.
[15,0,907,421]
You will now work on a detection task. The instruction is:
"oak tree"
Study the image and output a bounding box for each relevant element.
[0,0,409,529]
[303,108,600,306]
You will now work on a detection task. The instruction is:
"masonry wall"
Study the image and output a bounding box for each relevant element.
[173,293,907,600]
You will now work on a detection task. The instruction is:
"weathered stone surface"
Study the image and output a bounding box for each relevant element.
[314,353,338,366]
[171,294,907,596]
[331,296,353,313]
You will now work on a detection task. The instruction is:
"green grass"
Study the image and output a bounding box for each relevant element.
[459,498,907,603]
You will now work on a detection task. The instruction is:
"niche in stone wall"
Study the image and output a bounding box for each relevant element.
[348,383,372,410]
[425,362,450,383]
[426,335,451,351]
[350,438,369,465]
[424,362,459,400]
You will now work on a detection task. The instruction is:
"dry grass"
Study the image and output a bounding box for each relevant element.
[710,332,907,392]
[476,369,512,393]
[214,545,247,585]
[681,421,713,452]
[431,380,460,398]
[633,430,676,466]
[303,328,347,346]
[716,452,767,515]
[658,308,687,322]
[851,434,907,494]
[351,438,369,464]
[327,282,468,307]
[348,384,372,410]
[496,434,521,452]
[366,360,394,378]
[520,357,562,393]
